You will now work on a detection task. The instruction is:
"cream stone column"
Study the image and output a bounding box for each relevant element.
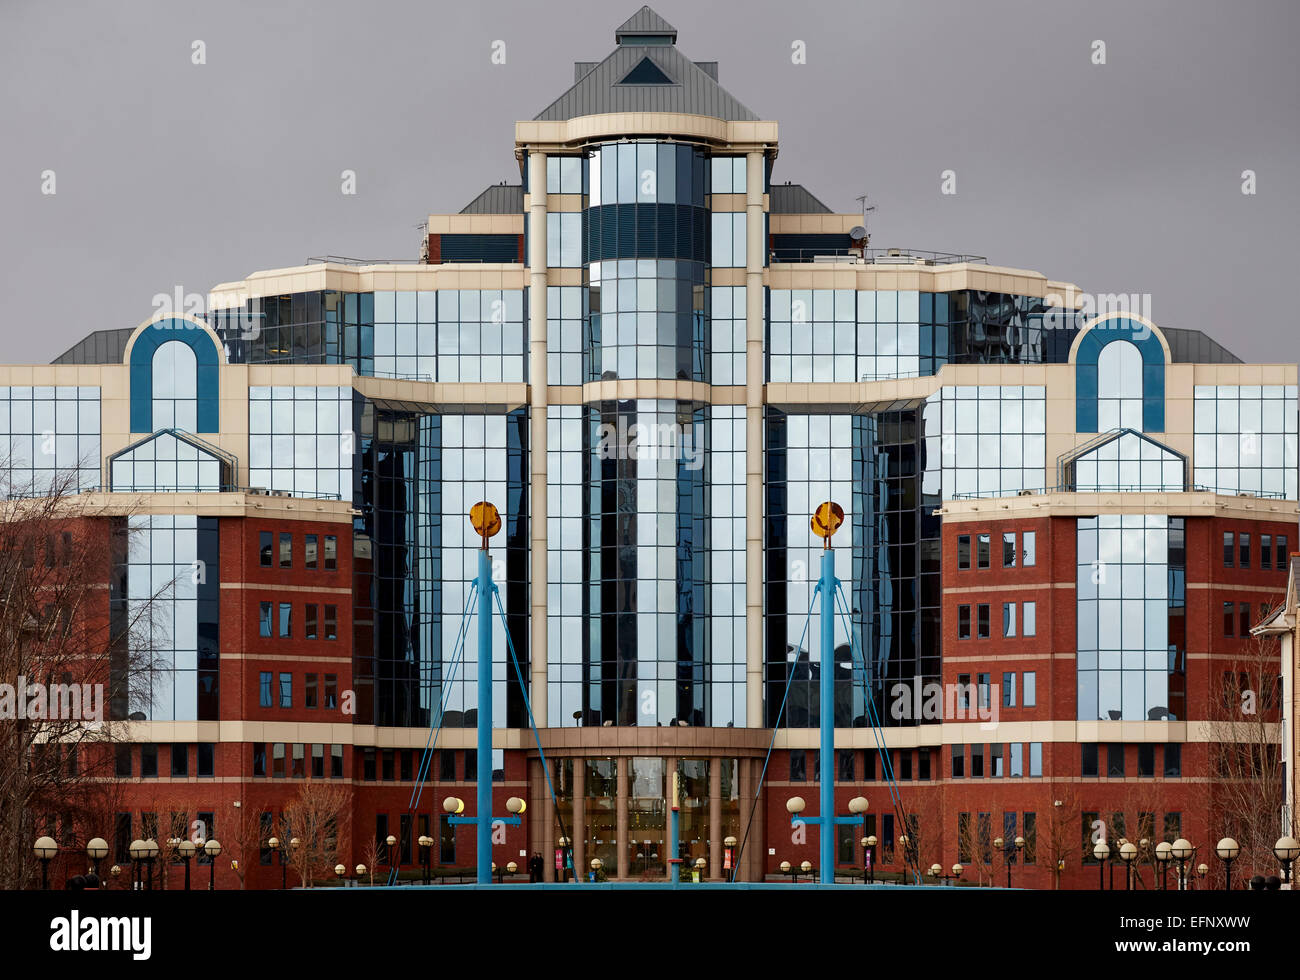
[738,755,754,881]
[708,758,722,879]
[744,150,767,728]
[527,150,550,727]
[616,756,629,879]
[571,754,585,879]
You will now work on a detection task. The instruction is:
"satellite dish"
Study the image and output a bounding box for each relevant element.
[849,225,868,240]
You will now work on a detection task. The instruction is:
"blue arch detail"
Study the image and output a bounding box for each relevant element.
[1074,317,1165,432]
[128,319,221,433]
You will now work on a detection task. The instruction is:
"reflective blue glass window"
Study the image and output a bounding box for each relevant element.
[1192,384,1297,498]
[0,385,100,495]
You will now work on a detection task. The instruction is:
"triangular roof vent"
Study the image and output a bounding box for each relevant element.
[618,56,675,85]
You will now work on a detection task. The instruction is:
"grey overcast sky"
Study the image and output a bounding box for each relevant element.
[1,0,1296,364]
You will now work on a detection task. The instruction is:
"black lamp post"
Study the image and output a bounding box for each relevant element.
[724,836,737,880]
[861,835,877,884]
[386,834,398,884]
[417,835,433,884]
[176,839,196,890]
[1155,841,1172,890]
[33,837,57,890]
[204,839,221,890]
[1119,841,1137,890]
[138,839,158,890]
[1170,838,1194,892]
[1274,837,1300,884]
[1093,840,1110,890]
[929,862,963,886]
[86,837,108,879]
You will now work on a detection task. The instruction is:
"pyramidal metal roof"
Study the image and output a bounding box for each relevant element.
[460,183,524,214]
[615,6,677,40]
[534,8,758,121]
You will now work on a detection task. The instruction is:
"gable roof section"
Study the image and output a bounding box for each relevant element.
[460,184,525,214]
[616,6,677,41]
[770,184,832,214]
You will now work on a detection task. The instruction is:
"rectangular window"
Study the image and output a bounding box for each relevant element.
[1107,743,1125,778]
[279,602,292,638]
[1022,531,1036,567]
[1163,812,1181,842]
[789,750,807,782]
[1009,743,1024,777]
[951,744,965,778]
[362,748,375,781]
[977,604,990,638]
[1082,812,1100,862]
[141,744,158,778]
[306,604,318,640]
[252,743,266,777]
[1224,531,1234,566]
[465,749,478,780]
[196,812,215,861]
[1261,534,1272,570]
[957,605,971,639]
[977,673,991,709]
[260,813,274,864]
[970,743,984,778]
[1224,601,1235,637]
[836,750,855,782]
[1164,743,1181,777]
[331,744,344,778]
[918,750,931,780]
[324,605,338,640]
[958,813,972,863]
[272,743,286,778]
[863,749,876,781]
[400,813,413,865]
[259,602,272,638]
[305,673,318,709]
[1277,536,1288,569]
[170,744,187,778]
[957,673,971,710]
[305,534,318,570]
[1239,532,1250,568]
[279,672,292,708]
[1023,671,1037,707]
[324,535,338,570]
[1003,602,1016,638]
[957,534,970,569]
[991,743,1004,778]
[1138,743,1155,777]
[291,743,305,778]
[1239,602,1252,637]
[977,533,990,569]
[114,813,132,863]
[900,750,913,780]
[1023,813,1037,863]
[1081,743,1098,777]
[383,750,395,781]
[1023,601,1036,637]
[1002,672,1016,708]
[259,531,272,567]
[883,815,894,862]
[400,750,414,782]
[115,744,132,778]
[198,742,214,778]
[1003,532,1017,567]
[324,674,338,709]
[279,532,292,568]
[440,751,456,781]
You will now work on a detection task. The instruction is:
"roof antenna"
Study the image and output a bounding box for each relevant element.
[851,193,875,254]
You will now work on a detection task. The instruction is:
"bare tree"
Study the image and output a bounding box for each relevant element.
[1202,625,1286,885]
[282,778,351,887]
[361,836,382,887]
[1042,786,1081,890]
[0,465,166,889]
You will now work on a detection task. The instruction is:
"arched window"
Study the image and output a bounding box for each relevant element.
[1096,340,1143,431]
[152,340,198,431]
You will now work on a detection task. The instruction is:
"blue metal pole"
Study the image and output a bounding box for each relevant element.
[819,547,836,885]
[476,546,493,885]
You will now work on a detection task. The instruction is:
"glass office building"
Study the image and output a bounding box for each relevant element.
[31,7,1297,888]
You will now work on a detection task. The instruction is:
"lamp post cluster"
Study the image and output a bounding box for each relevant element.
[31,836,222,890]
[1091,834,1298,891]
[993,836,1026,888]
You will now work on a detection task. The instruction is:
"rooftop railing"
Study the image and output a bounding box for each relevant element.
[949,485,1289,500]
[770,248,988,265]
